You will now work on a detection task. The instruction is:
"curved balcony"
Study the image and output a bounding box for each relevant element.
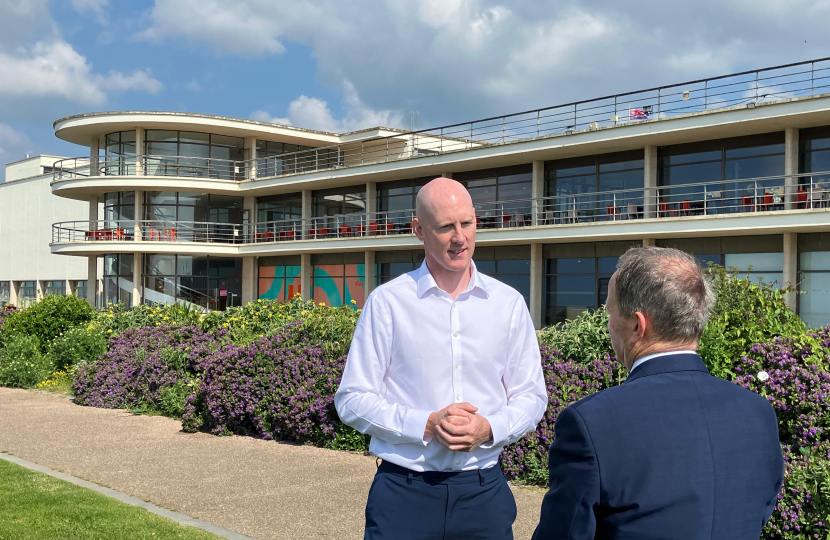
[50,174,830,256]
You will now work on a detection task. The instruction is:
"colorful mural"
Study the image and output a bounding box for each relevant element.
[312,264,365,308]
[258,265,302,301]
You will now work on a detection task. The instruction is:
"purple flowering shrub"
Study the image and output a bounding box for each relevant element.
[72,325,222,416]
[500,346,623,484]
[182,332,369,451]
[733,327,830,538]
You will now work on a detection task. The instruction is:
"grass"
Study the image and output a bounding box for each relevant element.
[0,458,222,540]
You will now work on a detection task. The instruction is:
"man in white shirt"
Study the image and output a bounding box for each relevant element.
[335,177,547,540]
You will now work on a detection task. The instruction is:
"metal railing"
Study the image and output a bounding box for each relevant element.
[51,172,830,246]
[51,58,830,183]
[253,209,416,242]
[142,276,231,312]
[52,220,247,244]
[52,155,248,182]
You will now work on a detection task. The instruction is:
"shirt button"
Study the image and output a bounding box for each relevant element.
[453,332,459,338]
[455,364,460,369]
[456,460,461,465]
[456,395,461,401]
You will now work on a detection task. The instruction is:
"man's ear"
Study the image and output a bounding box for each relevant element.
[412,217,424,241]
[632,311,648,344]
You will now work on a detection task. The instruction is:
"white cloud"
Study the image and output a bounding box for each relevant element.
[0,123,38,182]
[140,0,830,126]
[184,79,201,92]
[71,0,107,14]
[249,81,404,133]
[0,41,163,105]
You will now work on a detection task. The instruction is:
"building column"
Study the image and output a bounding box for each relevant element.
[65,280,72,296]
[87,256,97,306]
[785,128,798,210]
[9,281,19,308]
[132,254,142,307]
[532,160,544,226]
[135,127,145,176]
[644,145,658,219]
[366,181,377,230]
[243,195,255,243]
[301,253,311,301]
[241,256,256,305]
[36,280,44,301]
[90,136,100,177]
[89,195,99,230]
[365,250,375,298]
[244,136,257,180]
[642,238,656,247]
[530,243,543,330]
[302,189,312,239]
[783,232,797,311]
[134,189,144,240]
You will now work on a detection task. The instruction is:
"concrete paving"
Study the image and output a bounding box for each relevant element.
[0,388,546,540]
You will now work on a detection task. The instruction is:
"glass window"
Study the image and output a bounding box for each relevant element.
[103,191,136,225]
[18,281,37,308]
[143,254,242,310]
[42,281,65,296]
[0,281,9,305]
[73,281,88,301]
[144,192,243,228]
[544,255,620,325]
[456,166,533,218]
[799,251,830,329]
[546,152,644,221]
[658,133,785,213]
[142,131,246,180]
[723,252,783,287]
[473,251,531,307]
[312,187,367,219]
[104,131,137,175]
[799,126,830,191]
[257,193,303,223]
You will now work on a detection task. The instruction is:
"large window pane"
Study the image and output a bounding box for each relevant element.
[723,252,783,272]
[800,272,830,328]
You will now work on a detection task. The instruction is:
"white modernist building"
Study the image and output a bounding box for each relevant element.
[2,58,830,328]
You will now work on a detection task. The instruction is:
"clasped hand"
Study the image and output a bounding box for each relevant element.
[424,402,492,452]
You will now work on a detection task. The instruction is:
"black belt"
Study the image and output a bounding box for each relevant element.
[377,459,501,486]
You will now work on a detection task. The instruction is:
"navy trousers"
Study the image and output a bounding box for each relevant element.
[365,461,517,540]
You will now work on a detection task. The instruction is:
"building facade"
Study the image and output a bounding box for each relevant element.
[3,58,830,329]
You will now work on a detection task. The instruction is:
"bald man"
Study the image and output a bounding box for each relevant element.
[335,177,547,540]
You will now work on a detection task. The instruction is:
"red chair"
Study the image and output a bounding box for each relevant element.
[369,222,379,236]
[306,228,316,239]
[404,221,413,234]
[606,205,616,220]
[264,231,274,241]
[385,222,395,235]
[475,216,481,228]
[659,201,669,217]
[502,214,511,228]
[317,227,329,238]
[356,225,365,236]
[741,195,755,212]
[339,224,352,238]
[681,200,691,216]
[762,194,774,211]
[797,190,807,209]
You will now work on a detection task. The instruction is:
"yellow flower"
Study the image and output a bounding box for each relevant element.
[350,299,357,305]
[257,299,262,303]
[107,329,113,333]
[319,302,325,306]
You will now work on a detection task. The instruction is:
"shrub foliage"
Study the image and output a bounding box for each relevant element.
[0,295,95,352]
[0,334,52,388]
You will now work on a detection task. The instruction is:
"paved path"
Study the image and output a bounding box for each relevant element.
[0,388,546,539]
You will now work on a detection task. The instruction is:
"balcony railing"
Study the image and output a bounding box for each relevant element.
[52,172,830,246]
[52,58,830,184]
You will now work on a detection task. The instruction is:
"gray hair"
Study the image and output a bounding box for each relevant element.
[614,246,716,343]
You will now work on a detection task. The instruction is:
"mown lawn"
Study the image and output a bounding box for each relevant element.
[0,458,222,540]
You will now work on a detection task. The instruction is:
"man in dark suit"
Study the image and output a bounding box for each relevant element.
[533,246,784,540]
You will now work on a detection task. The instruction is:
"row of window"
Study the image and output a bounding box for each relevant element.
[250,127,830,224]
[0,280,87,308]
[256,239,830,329]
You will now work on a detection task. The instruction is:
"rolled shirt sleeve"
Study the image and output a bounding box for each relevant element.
[335,294,433,446]
[480,298,548,449]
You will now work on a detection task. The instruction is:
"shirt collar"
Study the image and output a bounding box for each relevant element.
[630,349,698,373]
[415,259,489,299]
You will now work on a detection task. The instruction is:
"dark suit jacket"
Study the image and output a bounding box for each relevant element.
[533,353,784,540]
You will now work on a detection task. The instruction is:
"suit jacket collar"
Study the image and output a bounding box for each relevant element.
[624,352,709,384]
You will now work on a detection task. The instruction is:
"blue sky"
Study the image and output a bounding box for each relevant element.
[2,0,830,179]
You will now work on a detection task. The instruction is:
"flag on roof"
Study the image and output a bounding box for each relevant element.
[630,108,649,120]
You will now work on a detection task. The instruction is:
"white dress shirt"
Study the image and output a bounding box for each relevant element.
[630,350,698,373]
[335,260,548,472]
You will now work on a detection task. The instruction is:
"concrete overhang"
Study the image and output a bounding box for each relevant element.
[50,209,830,257]
[54,111,341,148]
